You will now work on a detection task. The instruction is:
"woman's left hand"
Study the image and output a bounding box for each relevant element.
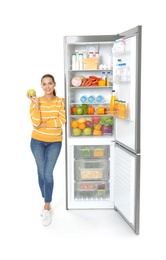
[34,122,47,129]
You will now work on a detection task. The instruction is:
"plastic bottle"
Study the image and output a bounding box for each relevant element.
[120,63,130,81]
[79,53,83,70]
[119,39,125,52]
[119,100,127,118]
[95,51,99,57]
[110,90,117,116]
[71,53,76,70]
[101,71,106,86]
[114,59,122,82]
[89,52,94,58]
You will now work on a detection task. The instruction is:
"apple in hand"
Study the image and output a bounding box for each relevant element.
[27,89,36,97]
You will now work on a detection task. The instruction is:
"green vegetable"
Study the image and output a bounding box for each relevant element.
[80,104,88,115]
[99,116,113,126]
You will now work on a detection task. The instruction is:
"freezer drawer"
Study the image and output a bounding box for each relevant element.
[75,181,110,200]
[74,159,109,181]
[74,145,110,159]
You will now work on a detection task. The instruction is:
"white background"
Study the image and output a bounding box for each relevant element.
[0,0,165,259]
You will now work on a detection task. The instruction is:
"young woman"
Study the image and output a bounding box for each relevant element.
[27,74,66,226]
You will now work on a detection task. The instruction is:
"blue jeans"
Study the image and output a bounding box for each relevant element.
[30,138,62,203]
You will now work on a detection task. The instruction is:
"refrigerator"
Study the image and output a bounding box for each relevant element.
[63,25,142,235]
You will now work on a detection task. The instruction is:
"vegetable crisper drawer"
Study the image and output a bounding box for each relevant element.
[74,145,110,159]
[75,181,110,199]
[74,159,109,181]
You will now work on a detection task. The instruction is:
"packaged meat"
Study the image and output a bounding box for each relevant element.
[71,76,82,87]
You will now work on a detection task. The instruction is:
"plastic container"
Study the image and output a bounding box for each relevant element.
[74,159,109,181]
[83,57,98,70]
[74,145,110,159]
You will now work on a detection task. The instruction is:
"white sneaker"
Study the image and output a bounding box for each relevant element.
[42,210,52,226]
[40,207,51,217]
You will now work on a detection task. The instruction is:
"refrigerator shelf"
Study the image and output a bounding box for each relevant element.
[69,69,113,72]
[70,86,113,89]
[112,50,130,56]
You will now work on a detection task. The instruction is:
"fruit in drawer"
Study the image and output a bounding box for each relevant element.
[85,120,92,127]
[77,118,86,123]
[71,120,79,128]
[92,116,101,124]
[72,128,82,136]
[78,123,86,130]
[83,127,92,136]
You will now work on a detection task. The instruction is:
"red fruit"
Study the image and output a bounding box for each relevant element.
[92,116,101,124]
[85,121,92,127]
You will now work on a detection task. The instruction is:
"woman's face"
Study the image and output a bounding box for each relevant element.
[41,77,56,95]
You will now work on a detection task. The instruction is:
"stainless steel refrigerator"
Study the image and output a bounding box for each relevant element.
[64,25,142,235]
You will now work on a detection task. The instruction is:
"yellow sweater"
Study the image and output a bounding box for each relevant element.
[29,96,66,142]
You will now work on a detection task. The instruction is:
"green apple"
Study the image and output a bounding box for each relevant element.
[83,127,92,136]
[27,89,36,97]
[76,107,83,115]
[72,128,82,136]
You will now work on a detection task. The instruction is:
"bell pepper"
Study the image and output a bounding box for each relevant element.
[88,106,95,115]
[96,106,105,114]
[93,129,102,136]
[71,107,76,115]
[94,124,101,130]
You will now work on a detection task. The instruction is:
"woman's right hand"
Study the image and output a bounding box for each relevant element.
[27,94,39,110]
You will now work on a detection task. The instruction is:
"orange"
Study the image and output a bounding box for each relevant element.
[71,120,79,128]
[78,122,86,130]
